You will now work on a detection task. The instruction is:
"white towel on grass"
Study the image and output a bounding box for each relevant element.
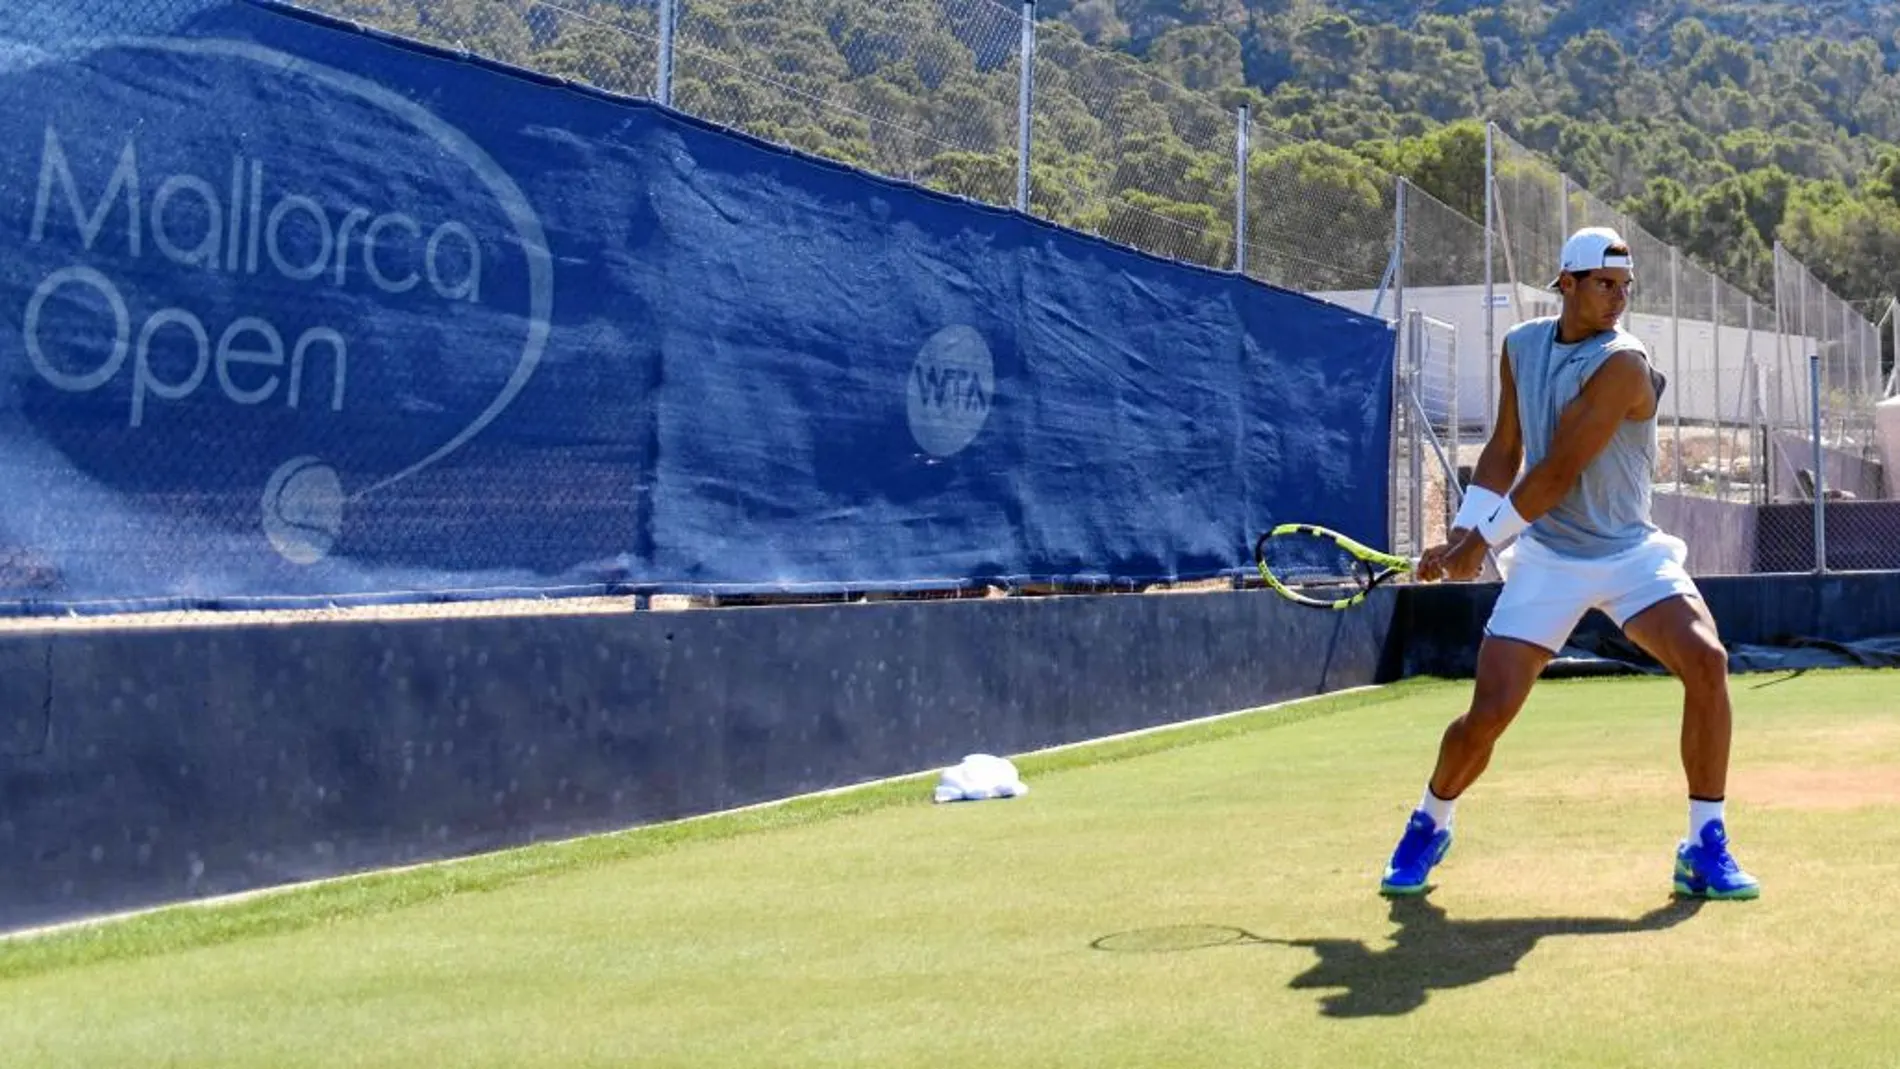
[934,754,1028,803]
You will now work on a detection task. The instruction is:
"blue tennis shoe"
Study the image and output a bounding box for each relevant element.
[1380,809,1452,896]
[1673,819,1760,900]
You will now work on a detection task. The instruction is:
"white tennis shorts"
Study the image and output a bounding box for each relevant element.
[1484,529,1701,655]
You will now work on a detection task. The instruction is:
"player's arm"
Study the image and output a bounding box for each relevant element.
[1467,349,1655,548]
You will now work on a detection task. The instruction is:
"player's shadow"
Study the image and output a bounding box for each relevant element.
[1092,895,1705,1018]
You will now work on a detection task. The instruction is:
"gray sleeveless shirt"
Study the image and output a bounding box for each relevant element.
[1504,317,1664,559]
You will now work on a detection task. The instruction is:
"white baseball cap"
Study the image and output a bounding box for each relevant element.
[1548,227,1634,290]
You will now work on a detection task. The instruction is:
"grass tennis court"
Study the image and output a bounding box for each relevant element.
[4,670,1898,1067]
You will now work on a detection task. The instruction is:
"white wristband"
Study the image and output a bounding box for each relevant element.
[1451,485,1503,532]
[1476,494,1530,546]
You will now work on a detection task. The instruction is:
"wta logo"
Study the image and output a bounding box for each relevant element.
[9,38,552,565]
[907,325,994,459]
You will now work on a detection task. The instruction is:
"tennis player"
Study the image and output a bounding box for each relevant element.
[1380,227,1759,901]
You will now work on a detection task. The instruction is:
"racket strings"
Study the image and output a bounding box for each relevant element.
[1258,532,1375,592]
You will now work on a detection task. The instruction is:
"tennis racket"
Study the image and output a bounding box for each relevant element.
[1253,523,1415,610]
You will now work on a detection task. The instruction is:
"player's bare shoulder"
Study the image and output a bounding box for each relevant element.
[1603,327,1666,412]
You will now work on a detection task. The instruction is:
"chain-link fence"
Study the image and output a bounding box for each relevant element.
[1242,121,1398,295]
[1029,19,1236,270]
[1391,310,1461,560]
[1709,272,1770,506]
[1488,124,1897,575]
[1773,245,1884,478]
[284,0,1426,302]
[1491,133,1564,327]
[675,0,1026,205]
[272,1,1896,577]
[1384,184,1488,558]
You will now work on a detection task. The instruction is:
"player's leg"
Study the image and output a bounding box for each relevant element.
[1621,593,1731,801]
[1608,536,1759,900]
[1426,635,1553,801]
[1379,637,1549,897]
[1380,543,1584,896]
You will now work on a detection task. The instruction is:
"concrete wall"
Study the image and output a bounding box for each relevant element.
[1771,431,1886,502]
[1653,492,1758,576]
[0,587,1398,934]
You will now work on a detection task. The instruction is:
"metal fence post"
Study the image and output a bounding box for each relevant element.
[1712,272,1723,502]
[1763,246,1778,505]
[1389,180,1409,555]
[657,0,675,107]
[1483,124,1495,434]
[1798,255,1812,439]
[1559,172,1571,245]
[1234,106,1249,274]
[1395,176,1407,325]
[1810,352,1826,574]
[1744,297,1760,505]
[1016,1,1036,213]
[1844,300,1855,407]
[1410,314,1424,553]
[1843,299,1854,441]
[1389,320,1403,555]
[1670,247,1682,487]
[1398,315,1428,558]
[1448,316,1460,496]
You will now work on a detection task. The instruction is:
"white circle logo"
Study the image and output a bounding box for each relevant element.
[262,456,344,565]
[906,325,994,458]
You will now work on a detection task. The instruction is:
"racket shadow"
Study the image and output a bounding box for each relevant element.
[1090,895,1706,1018]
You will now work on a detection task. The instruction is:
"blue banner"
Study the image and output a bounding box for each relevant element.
[0,1,1394,613]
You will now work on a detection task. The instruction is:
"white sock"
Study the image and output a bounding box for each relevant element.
[1689,797,1725,841]
[1420,785,1457,829]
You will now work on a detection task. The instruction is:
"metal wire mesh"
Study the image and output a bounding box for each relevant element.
[1486,126,1900,575]
[1403,182,1488,293]
[293,1,1029,206]
[1398,184,1486,509]
[1403,311,1462,555]
[1714,275,1768,505]
[287,1,661,99]
[1028,18,1234,270]
[1565,176,1632,236]
[1391,321,1423,562]
[517,1,661,100]
[1771,247,1884,490]
[230,7,1896,579]
[1491,134,1565,319]
[672,0,1024,203]
[1242,122,1397,296]
[1664,254,1714,494]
